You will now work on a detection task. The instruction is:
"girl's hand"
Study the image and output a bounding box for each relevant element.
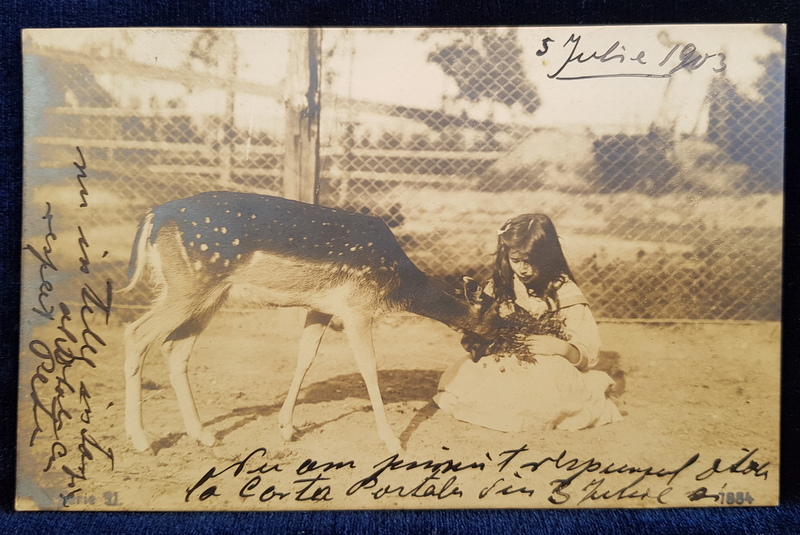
[520,335,581,365]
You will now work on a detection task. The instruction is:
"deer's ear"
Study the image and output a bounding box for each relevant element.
[462,276,485,305]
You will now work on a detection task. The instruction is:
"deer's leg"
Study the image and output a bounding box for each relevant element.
[278,309,332,442]
[343,314,402,453]
[163,335,216,446]
[124,309,161,452]
[124,293,212,450]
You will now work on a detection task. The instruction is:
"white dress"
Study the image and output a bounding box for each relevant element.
[434,277,623,432]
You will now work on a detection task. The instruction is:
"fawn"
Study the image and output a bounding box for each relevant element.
[121,191,501,452]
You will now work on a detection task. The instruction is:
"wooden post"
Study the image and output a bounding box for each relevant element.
[283,29,323,326]
[284,29,322,204]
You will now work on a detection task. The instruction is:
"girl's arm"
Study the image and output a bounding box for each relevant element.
[520,304,600,369]
[523,335,582,365]
[561,303,601,369]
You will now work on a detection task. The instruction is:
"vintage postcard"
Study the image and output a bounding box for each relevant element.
[18,26,783,510]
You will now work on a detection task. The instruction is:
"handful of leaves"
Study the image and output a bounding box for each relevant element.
[464,304,569,364]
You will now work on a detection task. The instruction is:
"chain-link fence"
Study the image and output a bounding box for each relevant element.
[23,27,784,321]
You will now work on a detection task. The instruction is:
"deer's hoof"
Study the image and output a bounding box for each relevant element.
[384,436,403,454]
[197,428,216,447]
[129,431,152,452]
[278,423,294,442]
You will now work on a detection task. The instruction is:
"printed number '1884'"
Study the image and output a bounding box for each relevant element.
[720,491,754,505]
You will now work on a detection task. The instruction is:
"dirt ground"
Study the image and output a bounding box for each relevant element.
[17,309,780,511]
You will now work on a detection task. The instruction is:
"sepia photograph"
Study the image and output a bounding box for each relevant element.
[17,25,783,510]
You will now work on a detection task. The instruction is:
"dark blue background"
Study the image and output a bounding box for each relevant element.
[2,1,798,533]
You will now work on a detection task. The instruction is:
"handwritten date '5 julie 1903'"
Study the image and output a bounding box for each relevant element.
[537,33,726,81]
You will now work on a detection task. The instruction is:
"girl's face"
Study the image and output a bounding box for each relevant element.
[508,251,538,284]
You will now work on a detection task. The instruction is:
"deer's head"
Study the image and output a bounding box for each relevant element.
[460,276,504,342]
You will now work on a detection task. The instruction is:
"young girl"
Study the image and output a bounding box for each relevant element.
[434,214,623,432]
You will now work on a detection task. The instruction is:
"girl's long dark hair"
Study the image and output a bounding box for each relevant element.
[492,214,574,307]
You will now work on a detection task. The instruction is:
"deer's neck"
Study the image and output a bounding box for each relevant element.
[390,272,479,334]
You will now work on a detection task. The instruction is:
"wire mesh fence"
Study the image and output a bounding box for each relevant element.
[23,27,784,321]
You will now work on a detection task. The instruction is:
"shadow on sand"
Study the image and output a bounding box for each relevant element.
[150,369,443,452]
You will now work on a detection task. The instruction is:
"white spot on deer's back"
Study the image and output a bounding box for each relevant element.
[205,217,211,224]
[200,244,208,251]
[210,252,220,263]
[223,259,230,267]
[232,238,240,246]
[193,260,202,271]
[179,207,186,213]
[250,214,257,220]
[220,227,227,234]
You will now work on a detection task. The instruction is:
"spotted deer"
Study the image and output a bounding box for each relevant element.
[121,191,501,452]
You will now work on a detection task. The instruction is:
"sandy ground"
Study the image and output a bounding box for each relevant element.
[17,308,780,511]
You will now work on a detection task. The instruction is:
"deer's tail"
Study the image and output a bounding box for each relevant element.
[118,212,156,295]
